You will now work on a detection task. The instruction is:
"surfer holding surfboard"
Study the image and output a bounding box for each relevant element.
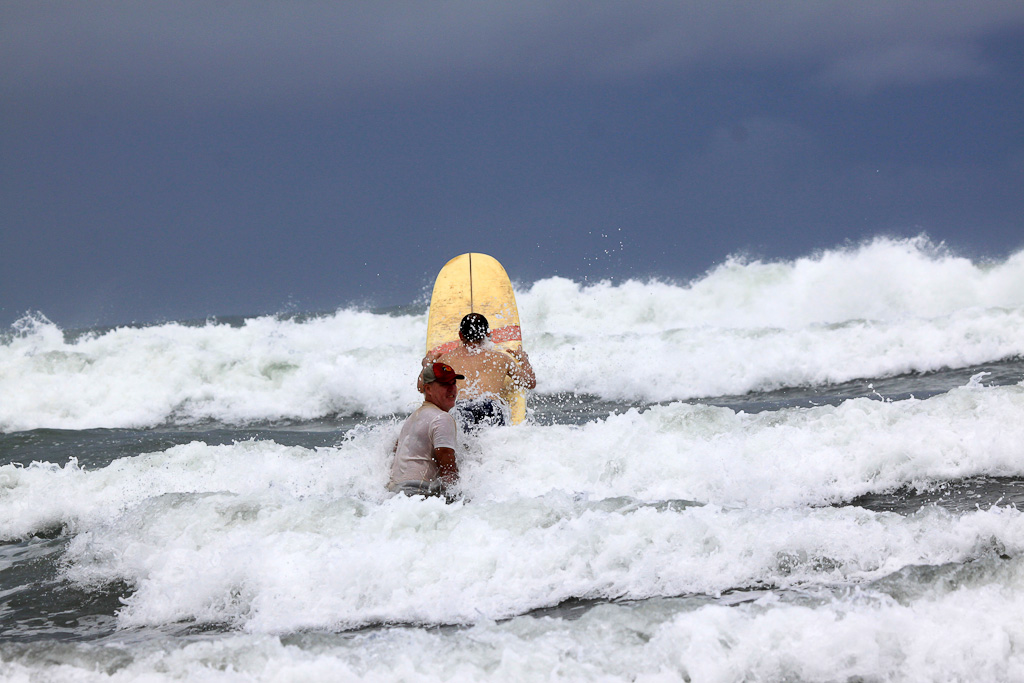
[423,253,536,427]
[424,312,536,428]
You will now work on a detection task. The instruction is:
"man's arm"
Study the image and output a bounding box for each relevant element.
[508,348,537,390]
[432,447,458,487]
[417,350,446,392]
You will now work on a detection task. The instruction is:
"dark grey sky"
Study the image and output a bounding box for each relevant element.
[3,1,1023,328]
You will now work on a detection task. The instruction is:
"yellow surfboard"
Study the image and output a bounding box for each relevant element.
[426,253,526,424]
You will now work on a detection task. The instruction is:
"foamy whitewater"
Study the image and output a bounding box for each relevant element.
[4,236,1024,681]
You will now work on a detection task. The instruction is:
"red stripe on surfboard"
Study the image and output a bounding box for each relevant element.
[428,340,461,356]
[490,324,522,344]
[427,325,522,357]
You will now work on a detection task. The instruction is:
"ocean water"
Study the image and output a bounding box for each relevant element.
[3,236,1024,681]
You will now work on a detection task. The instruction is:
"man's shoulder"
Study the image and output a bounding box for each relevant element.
[441,344,512,370]
[475,346,513,362]
[410,402,455,431]
[420,400,455,419]
[437,347,467,362]
[425,403,457,433]
[412,401,444,418]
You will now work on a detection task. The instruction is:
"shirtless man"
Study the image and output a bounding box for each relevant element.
[422,313,536,428]
[388,362,464,498]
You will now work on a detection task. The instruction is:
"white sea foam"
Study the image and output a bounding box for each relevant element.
[0,379,1022,639]
[522,235,1024,332]
[61,498,1024,634]
[5,379,1022,535]
[3,236,1024,431]
[469,381,1024,507]
[0,311,426,431]
[3,529,1024,681]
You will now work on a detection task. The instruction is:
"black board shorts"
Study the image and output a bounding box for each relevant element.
[455,397,510,431]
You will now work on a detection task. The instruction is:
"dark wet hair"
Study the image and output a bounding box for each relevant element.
[459,313,489,343]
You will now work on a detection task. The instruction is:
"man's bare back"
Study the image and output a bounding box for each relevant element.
[419,313,537,419]
[437,343,533,402]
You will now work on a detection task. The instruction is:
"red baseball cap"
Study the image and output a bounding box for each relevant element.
[421,362,465,385]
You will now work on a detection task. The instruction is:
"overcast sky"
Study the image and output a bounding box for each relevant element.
[3,1,1023,328]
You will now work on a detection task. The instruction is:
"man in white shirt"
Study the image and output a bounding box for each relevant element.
[388,362,464,498]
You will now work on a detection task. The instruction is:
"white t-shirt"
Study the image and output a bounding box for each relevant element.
[389,401,457,485]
